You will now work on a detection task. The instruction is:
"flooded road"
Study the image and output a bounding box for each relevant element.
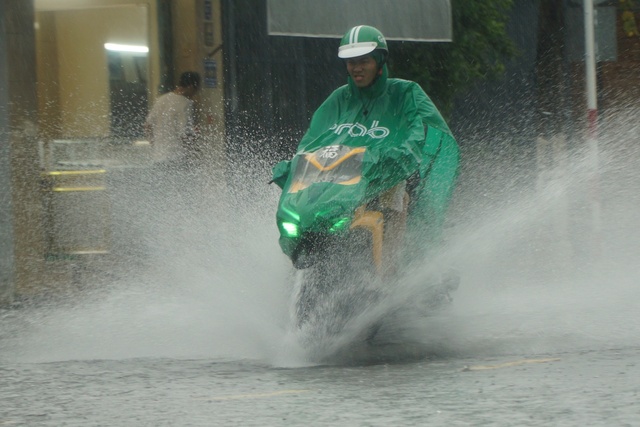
[3,303,640,426]
[1,349,639,426]
[3,248,639,427]
[2,125,640,426]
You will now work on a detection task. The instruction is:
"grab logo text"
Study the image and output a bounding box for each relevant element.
[330,120,389,139]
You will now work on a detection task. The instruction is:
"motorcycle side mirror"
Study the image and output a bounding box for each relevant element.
[270,159,291,189]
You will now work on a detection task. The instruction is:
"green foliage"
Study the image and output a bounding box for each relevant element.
[388,0,518,117]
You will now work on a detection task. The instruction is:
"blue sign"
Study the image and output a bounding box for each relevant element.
[204,0,212,21]
[204,58,217,88]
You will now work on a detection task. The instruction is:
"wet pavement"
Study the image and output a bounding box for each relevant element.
[2,272,640,427]
[2,334,639,426]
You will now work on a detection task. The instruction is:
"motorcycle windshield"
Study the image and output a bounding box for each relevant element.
[276,144,371,258]
[288,145,365,194]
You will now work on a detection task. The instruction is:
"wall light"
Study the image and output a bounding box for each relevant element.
[104,43,149,53]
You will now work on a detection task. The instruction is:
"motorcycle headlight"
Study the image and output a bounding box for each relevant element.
[280,221,300,238]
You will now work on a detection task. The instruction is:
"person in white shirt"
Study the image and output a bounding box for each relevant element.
[145,71,200,167]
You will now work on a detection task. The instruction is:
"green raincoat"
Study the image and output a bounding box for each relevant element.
[273,64,459,258]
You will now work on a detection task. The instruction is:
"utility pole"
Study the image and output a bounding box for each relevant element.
[584,0,598,144]
[583,0,602,257]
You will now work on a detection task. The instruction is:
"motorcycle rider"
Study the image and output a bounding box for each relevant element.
[298,25,460,272]
[273,25,460,276]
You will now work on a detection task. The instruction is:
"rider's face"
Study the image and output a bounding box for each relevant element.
[346,55,379,88]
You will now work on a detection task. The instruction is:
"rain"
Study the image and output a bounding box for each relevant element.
[2,0,640,425]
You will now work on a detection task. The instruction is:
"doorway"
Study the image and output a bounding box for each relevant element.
[34,1,159,149]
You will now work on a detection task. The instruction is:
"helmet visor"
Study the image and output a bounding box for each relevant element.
[338,41,377,59]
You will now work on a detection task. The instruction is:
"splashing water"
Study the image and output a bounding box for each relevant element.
[279,114,640,365]
[2,114,640,367]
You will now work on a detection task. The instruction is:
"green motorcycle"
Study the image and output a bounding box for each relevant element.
[272,144,413,331]
[271,119,460,334]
